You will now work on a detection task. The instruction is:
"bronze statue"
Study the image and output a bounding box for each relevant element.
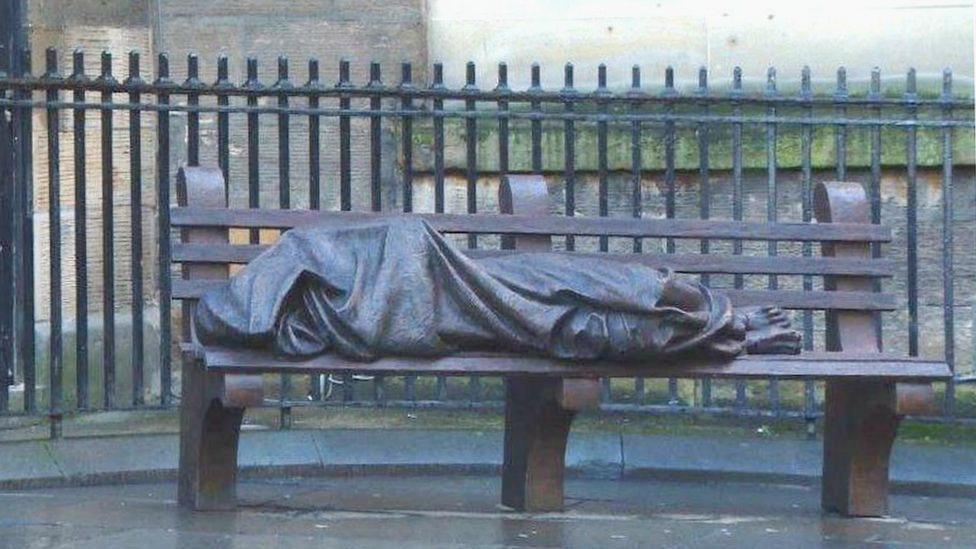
[195,218,800,362]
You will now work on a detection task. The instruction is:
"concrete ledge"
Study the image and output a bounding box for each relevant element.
[1,429,974,497]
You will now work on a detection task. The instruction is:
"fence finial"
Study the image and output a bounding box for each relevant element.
[765,66,776,95]
[125,51,142,85]
[495,62,509,92]
[368,61,382,87]
[337,59,351,88]
[431,62,444,89]
[835,67,847,97]
[275,56,291,89]
[463,61,477,91]
[529,63,541,91]
[44,47,59,78]
[562,62,575,93]
[400,62,413,88]
[70,49,84,80]
[244,57,260,89]
[306,58,320,88]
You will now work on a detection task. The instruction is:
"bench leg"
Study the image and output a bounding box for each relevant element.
[178,358,245,511]
[502,377,576,512]
[822,380,900,517]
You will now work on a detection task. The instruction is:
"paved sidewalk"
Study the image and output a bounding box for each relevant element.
[2,428,976,495]
[1,475,974,548]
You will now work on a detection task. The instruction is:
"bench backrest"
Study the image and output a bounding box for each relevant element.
[171,167,892,324]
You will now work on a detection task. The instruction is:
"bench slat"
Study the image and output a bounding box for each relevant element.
[171,207,892,243]
[187,346,950,381]
[172,278,896,311]
[171,243,895,277]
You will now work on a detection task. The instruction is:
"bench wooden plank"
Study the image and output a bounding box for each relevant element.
[171,243,895,278]
[186,346,950,381]
[171,207,892,243]
[171,278,897,311]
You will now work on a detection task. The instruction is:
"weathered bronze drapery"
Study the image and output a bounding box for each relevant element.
[195,218,798,362]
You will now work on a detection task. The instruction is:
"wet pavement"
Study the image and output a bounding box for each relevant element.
[0,475,974,548]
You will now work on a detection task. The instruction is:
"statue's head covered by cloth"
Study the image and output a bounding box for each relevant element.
[195,218,801,362]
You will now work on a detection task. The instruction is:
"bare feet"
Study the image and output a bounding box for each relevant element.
[737,306,802,355]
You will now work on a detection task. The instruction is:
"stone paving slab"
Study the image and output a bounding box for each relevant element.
[0,440,64,484]
[3,476,976,548]
[622,433,821,482]
[2,429,976,496]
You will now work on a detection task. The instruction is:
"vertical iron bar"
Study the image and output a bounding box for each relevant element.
[71,49,89,410]
[99,51,116,409]
[338,60,351,211]
[401,62,415,403]
[464,61,480,402]
[663,66,676,256]
[596,64,609,253]
[16,49,35,413]
[127,51,144,406]
[245,57,260,245]
[216,56,230,195]
[275,56,293,428]
[306,59,322,401]
[337,60,353,402]
[431,62,446,400]
[562,63,575,252]
[765,67,779,414]
[156,53,172,406]
[696,67,710,284]
[307,58,321,211]
[630,66,645,404]
[367,61,385,405]
[432,63,445,215]
[696,67,711,407]
[869,68,883,350]
[336,56,356,429]
[185,54,199,165]
[497,62,509,179]
[800,67,816,431]
[464,61,478,248]
[905,69,919,357]
[663,66,677,405]
[401,62,414,212]
[940,69,955,417]
[835,68,847,180]
[0,47,10,411]
[596,64,611,402]
[732,67,746,409]
[530,63,542,173]
[44,48,62,436]
[369,61,382,212]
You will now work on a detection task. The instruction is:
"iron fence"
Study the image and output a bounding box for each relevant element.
[0,47,974,436]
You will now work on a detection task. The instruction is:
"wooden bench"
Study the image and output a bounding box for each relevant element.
[173,166,950,516]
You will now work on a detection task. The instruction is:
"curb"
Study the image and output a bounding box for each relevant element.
[1,429,974,497]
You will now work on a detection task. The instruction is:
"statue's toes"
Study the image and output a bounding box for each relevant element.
[777,330,803,354]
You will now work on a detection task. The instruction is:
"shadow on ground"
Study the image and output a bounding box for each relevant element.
[0,475,973,548]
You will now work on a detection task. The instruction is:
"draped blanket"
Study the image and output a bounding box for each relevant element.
[195,218,744,362]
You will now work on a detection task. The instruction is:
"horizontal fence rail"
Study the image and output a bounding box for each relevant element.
[0,47,974,437]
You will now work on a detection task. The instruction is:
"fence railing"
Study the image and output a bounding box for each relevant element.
[1,47,974,436]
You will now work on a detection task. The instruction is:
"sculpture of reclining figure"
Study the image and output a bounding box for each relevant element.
[195,218,801,362]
